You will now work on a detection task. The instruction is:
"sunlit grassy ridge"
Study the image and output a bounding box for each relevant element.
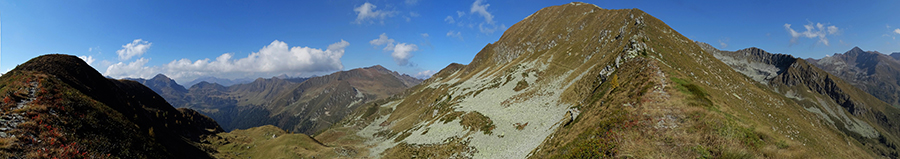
[198,2,898,158]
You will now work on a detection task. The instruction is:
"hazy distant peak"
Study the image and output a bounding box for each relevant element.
[151,74,172,81]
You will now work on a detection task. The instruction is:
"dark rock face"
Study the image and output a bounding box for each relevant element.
[807,47,900,108]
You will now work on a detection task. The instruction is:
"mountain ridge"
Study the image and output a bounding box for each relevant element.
[700,42,900,157]
[807,47,900,107]
[0,54,223,158]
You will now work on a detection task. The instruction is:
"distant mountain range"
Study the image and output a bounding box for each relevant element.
[130,65,421,135]
[184,76,255,87]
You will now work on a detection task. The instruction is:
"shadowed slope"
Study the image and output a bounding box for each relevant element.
[0,54,223,158]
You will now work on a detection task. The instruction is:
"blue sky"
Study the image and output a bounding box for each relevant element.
[2,0,899,84]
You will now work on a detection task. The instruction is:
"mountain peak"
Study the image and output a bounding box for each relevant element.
[364,65,389,72]
[152,74,172,81]
[847,46,866,55]
[16,54,101,79]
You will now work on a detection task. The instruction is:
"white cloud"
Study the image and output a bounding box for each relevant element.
[392,43,417,66]
[415,70,436,79]
[116,39,152,60]
[421,33,429,38]
[467,0,505,34]
[370,33,396,50]
[88,46,102,55]
[894,28,900,35]
[457,11,465,17]
[353,2,395,24]
[78,55,95,65]
[447,30,463,40]
[370,33,417,66]
[105,58,156,79]
[470,0,494,24]
[784,22,839,46]
[445,16,455,24]
[105,40,348,83]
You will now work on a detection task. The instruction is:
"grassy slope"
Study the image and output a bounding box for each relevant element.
[312,2,878,158]
[202,2,894,158]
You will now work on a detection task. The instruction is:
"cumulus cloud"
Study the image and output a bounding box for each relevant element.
[105,58,156,79]
[370,33,396,50]
[415,70,436,79]
[470,0,493,24]
[392,43,418,66]
[457,11,465,17]
[895,28,900,35]
[784,22,839,46]
[117,39,151,60]
[354,2,395,24]
[105,40,348,83]
[370,33,418,66]
[78,55,95,65]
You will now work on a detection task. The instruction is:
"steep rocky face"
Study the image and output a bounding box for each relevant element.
[702,44,900,157]
[698,42,796,84]
[302,2,893,158]
[0,54,222,158]
[805,47,900,108]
